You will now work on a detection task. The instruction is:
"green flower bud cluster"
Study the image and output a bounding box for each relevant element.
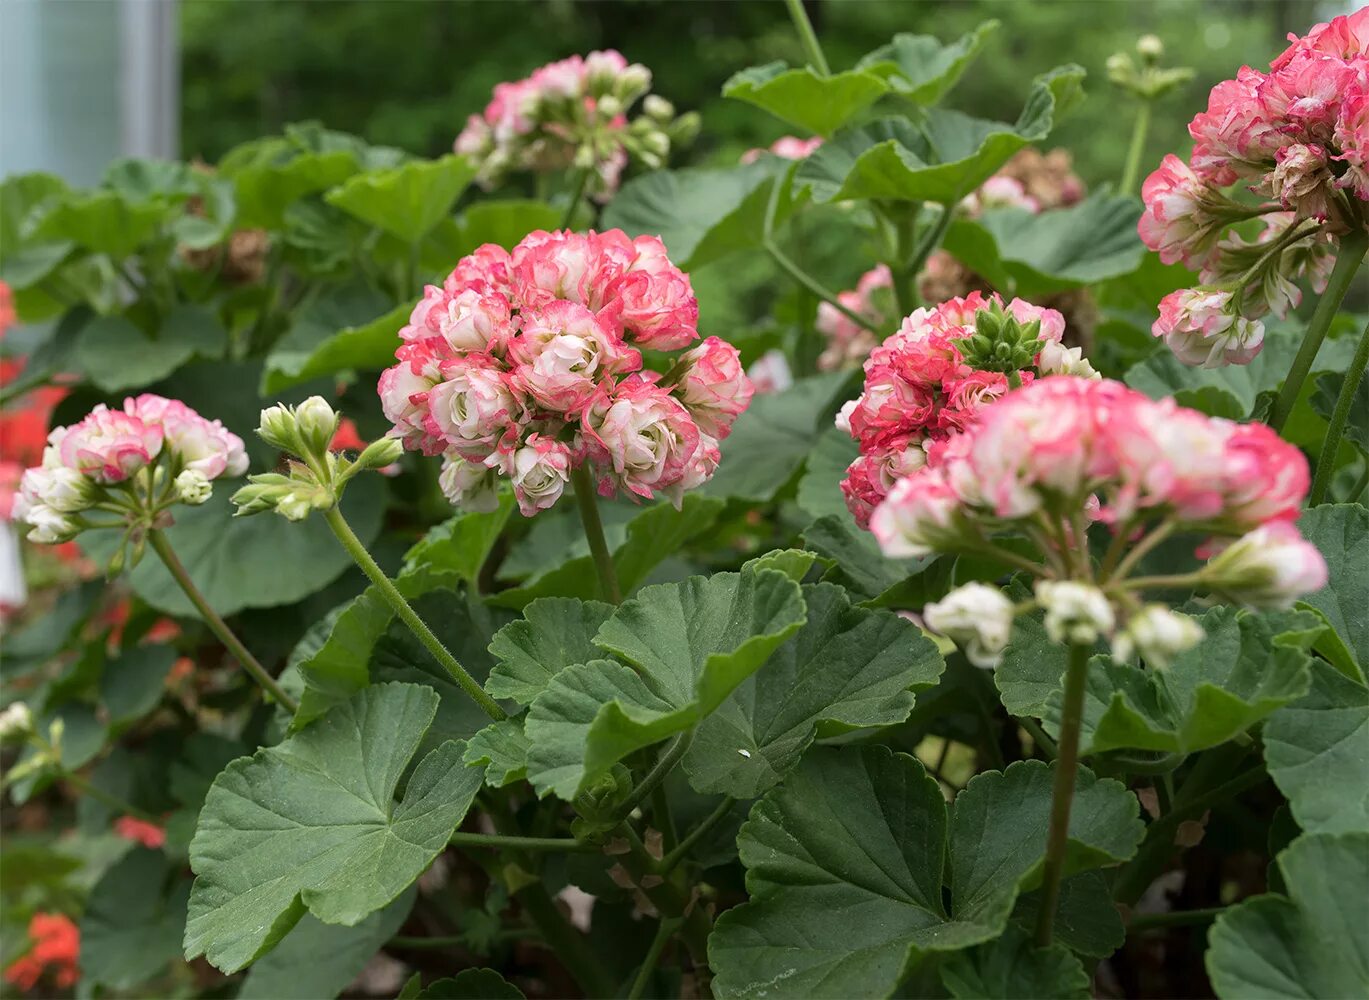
[1107,35,1195,100]
[957,300,1047,375]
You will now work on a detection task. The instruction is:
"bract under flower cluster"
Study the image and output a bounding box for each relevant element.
[379,229,753,516]
[14,395,248,544]
[1140,9,1368,366]
[454,51,693,198]
[836,292,1093,526]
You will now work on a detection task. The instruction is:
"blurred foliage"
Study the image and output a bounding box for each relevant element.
[181,0,1306,186]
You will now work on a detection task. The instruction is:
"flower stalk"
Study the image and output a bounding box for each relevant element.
[1309,314,1369,506]
[571,464,623,603]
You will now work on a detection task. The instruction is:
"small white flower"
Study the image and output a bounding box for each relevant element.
[1036,580,1115,646]
[174,469,213,506]
[0,702,33,742]
[1201,523,1328,609]
[1037,341,1100,380]
[24,504,80,544]
[1113,605,1205,669]
[924,583,1016,668]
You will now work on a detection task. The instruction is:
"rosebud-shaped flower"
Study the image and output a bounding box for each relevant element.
[583,377,701,504]
[426,354,524,461]
[58,406,163,483]
[599,233,700,351]
[1036,580,1115,645]
[1153,288,1265,367]
[1202,521,1328,608]
[869,468,968,558]
[1138,154,1243,268]
[924,583,1016,668]
[404,284,513,355]
[257,403,301,453]
[378,351,442,452]
[1113,605,1205,669]
[0,702,33,742]
[174,469,213,506]
[841,438,928,529]
[18,466,96,514]
[23,504,80,544]
[438,453,502,513]
[670,336,754,440]
[295,397,340,459]
[511,230,602,310]
[504,433,573,516]
[509,302,639,414]
[1037,341,1101,379]
[1267,142,1334,220]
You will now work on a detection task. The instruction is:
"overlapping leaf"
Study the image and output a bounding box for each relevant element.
[325,155,476,243]
[722,64,890,136]
[485,597,615,705]
[855,21,999,104]
[81,848,190,990]
[940,926,1088,1000]
[1295,503,1369,677]
[184,683,483,973]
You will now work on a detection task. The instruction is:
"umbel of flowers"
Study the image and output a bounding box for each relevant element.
[377,229,754,517]
[455,51,699,199]
[13,395,248,568]
[836,292,1098,527]
[1140,8,1367,368]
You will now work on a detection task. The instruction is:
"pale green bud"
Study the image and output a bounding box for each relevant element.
[174,469,213,506]
[355,437,404,471]
[642,94,674,122]
[294,396,339,459]
[258,404,300,452]
[1136,34,1164,61]
[276,492,314,522]
[0,702,33,742]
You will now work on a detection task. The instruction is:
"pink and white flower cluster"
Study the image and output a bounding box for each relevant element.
[14,395,248,544]
[835,292,1082,527]
[871,376,1327,608]
[815,265,894,372]
[455,51,683,198]
[379,229,753,516]
[1140,9,1369,366]
[739,135,824,164]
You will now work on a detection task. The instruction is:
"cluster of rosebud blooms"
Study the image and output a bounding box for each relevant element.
[739,135,824,164]
[871,376,1328,669]
[12,395,247,563]
[376,229,753,517]
[1140,10,1367,367]
[455,50,699,199]
[835,293,1098,526]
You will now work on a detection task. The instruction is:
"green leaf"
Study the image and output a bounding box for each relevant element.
[940,194,1145,298]
[325,155,477,243]
[1296,503,1369,678]
[723,64,890,136]
[796,66,1085,205]
[76,305,226,392]
[239,889,415,1000]
[454,199,563,253]
[705,371,855,502]
[1311,370,1369,455]
[486,597,616,706]
[795,426,858,523]
[856,21,999,104]
[229,150,360,230]
[1010,872,1125,958]
[524,567,806,799]
[1056,608,1320,755]
[742,548,819,584]
[30,189,166,258]
[801,514,929,605]
[1205,832,1369,999]
[401,494,515,587]
[708,748,1141,999]
[463,720,531,787]
[1264,660,1369,835]
[81,476,386,618]
[940,925,1089,1000]
[184,683,483,973]
[81,847,191,990]
[103,158,202,202]
[418,969,525,999]
[995,590,1068,718]
[261,282,397,393]
[100,645,176,728]
[488,494,723,609]
[0,172,74,287]
[601,159,796,270]
[684,582,944,797]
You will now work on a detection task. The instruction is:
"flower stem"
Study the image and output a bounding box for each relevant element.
[321,506,505,721]
[628,915,682,1000]
[516,881,616,998]
[1127,906,1225,933]
[1034,641,1090,947]
[657,795,736,875]
[617,732,692,820]
[147,529,298,713]
[783,0,830,76]
[63,771,160,823]
[1105,518,1175,584]
[1309,315,1369,506]
[449,831,597,853]
[1268,228,1368,433]
[559,167,590,230]
[1119,100,1152,197]
[570,464,622,604]
[905,204,955,290]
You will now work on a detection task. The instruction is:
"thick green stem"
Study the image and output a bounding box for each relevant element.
[1128,906,1224,933]
[1269,229,1368,432]
[322,506,505,721]
[1017,716,1058,759]
[64,771,160,823]
[570,464,622,604]
[783,0,830,76]
[148,530,298,713]
[1119,100,1152,197]
[618,732,692,820]
[1310,315,1369,505]
[449,831,596,853]
[559,167,590,230]
[1034,642,1090,947]
[658,796,736,875]
[628,915,682,1000]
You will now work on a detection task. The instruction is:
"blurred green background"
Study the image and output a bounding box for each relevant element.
[181,0,1311,186]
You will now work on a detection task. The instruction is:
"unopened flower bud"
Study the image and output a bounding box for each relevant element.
[1113,605,1204,669]
[1036,580,1115,646]
[38,468,99,513]
[596,94,623,119]
[230,474,294,516]
[257,404,300,453]
[295,396,340,458]
[924,583,1016,669]
[667,111,701,148]
[1136,34,1164,61]
[174,469,213,506]
[276,491,314,522]
[25,505,80,545]
[1201,523,1328,609]
[0,702,33,742]
[643,94,674,122]
[613,64,652,103]
[355,437,405,471]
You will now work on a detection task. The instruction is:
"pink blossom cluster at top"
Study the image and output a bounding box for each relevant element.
[14,395,248,543]
[455,51,665,198]
[815,265,895,372]
[871,376,1327,606]
[835,292,1082,527]
[378,229,753,517]
[739,135,824,164]
[1140,8,1368,367]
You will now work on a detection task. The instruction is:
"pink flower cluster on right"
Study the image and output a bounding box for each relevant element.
[379,229,753,517]
[1140,8,1368,367]
[872,376,1327,608]
[836,292,1090,527]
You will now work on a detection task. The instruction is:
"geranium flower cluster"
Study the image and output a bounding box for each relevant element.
[1140,8,1368,366]
[3,913,79,991]
[872,376,1327,666]
[455,51,695,198]
[379,229,753,517]
[740,135,824,164]
[14,395,248,544]
[815,264,894,371]
[836,292,1095,526]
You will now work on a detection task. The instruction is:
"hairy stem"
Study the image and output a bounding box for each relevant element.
[1034,642,1090,947]
[148,530,298,713]
[658,796,737,875]
[783,0,830,76]
[570,464,622,604]
[448,831,597,852]
[322,506,505,721]
[1268,228,1368,432]
[1309,315,1369,505]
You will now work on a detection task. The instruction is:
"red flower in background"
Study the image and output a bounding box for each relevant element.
[114,815,167,849]
[3,912,80,990]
